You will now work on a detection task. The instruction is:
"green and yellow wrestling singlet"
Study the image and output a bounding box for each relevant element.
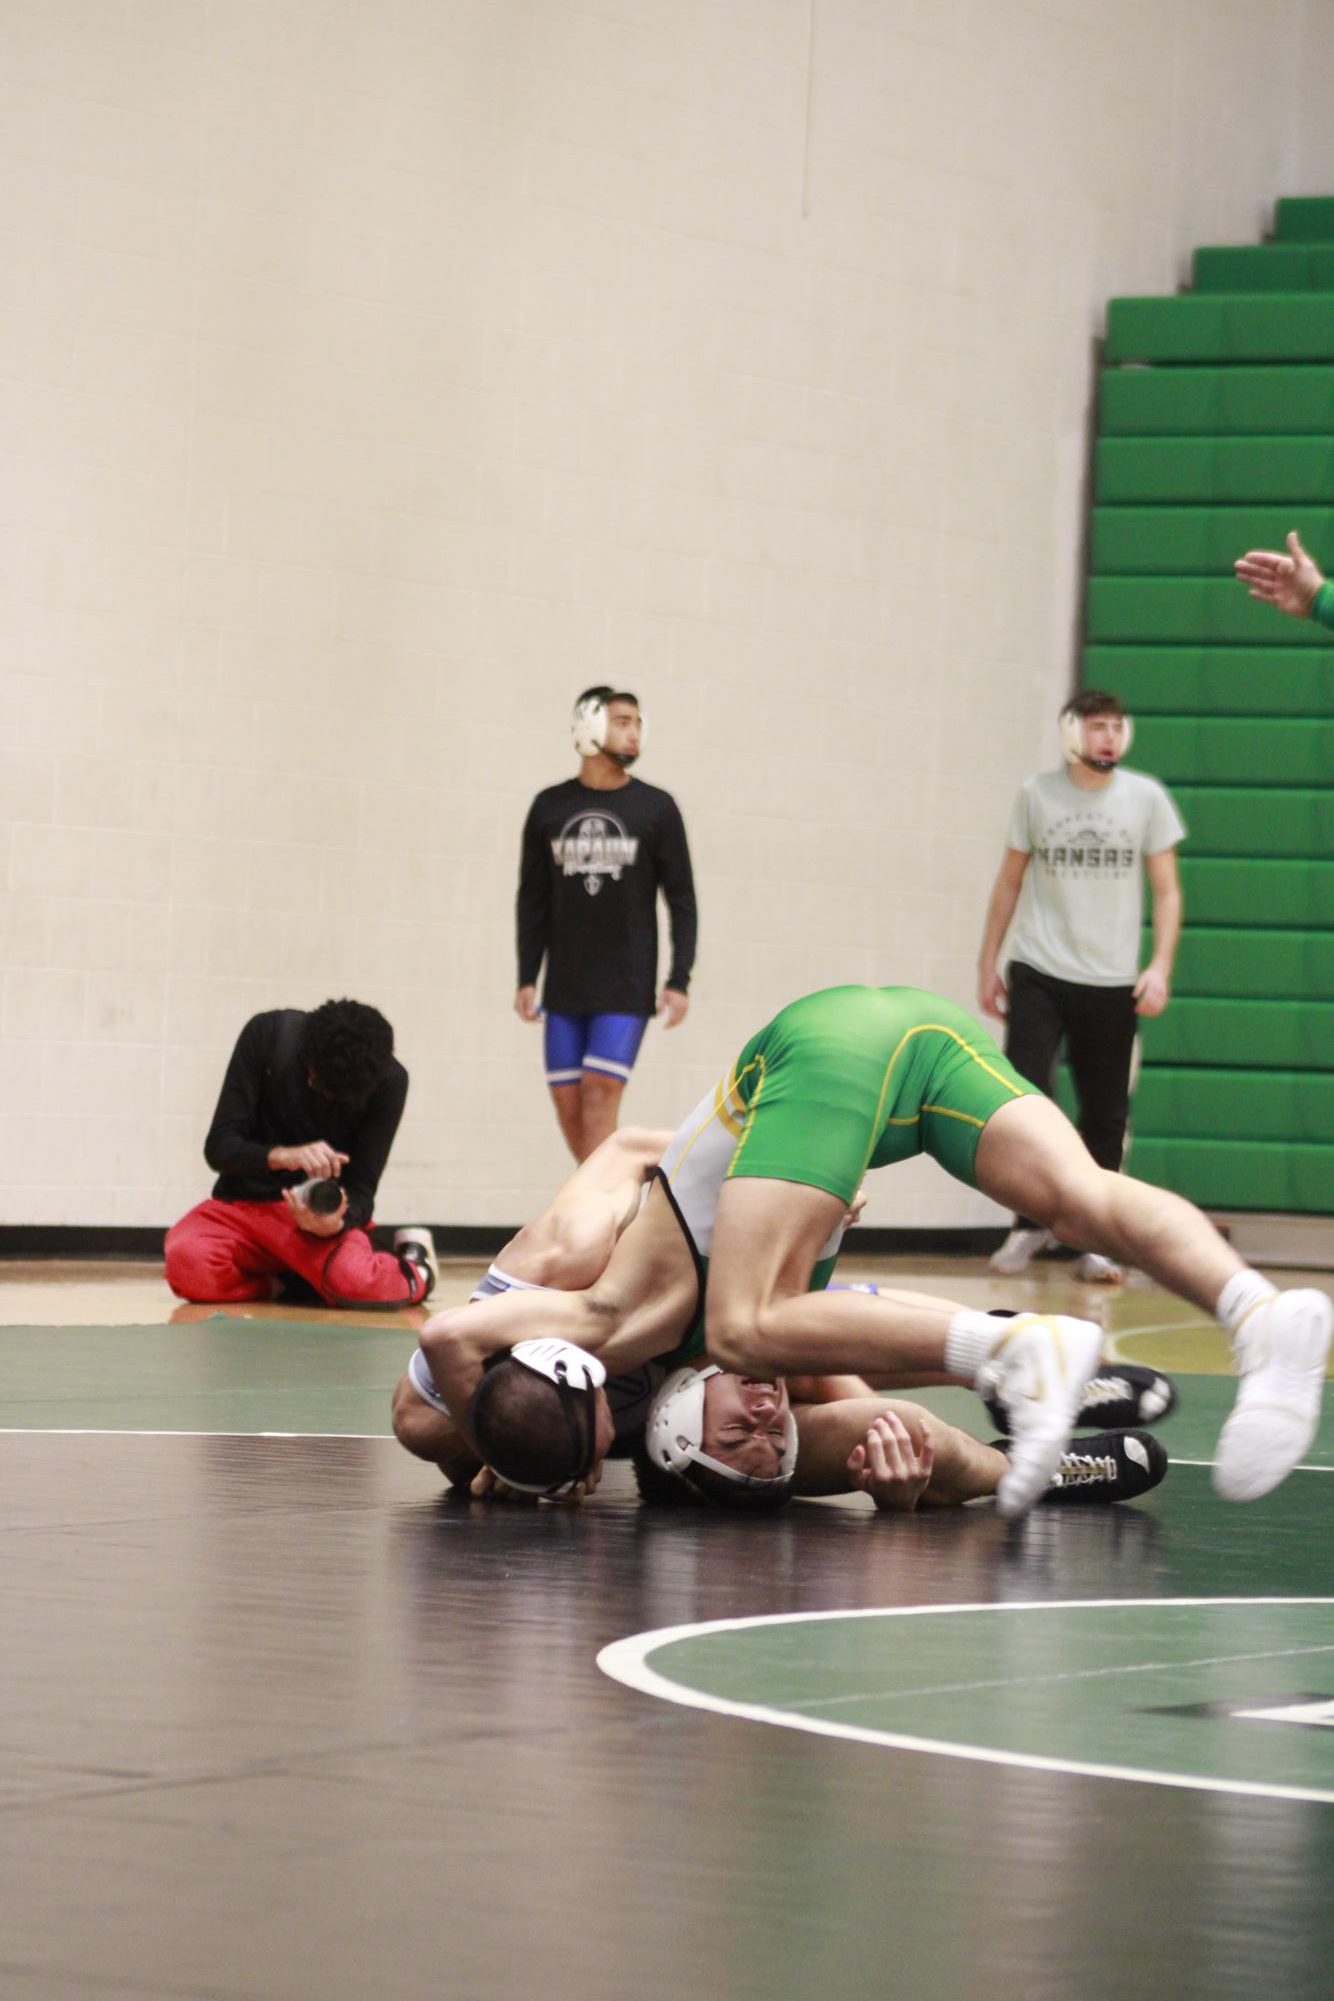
[721,985,1037,1202]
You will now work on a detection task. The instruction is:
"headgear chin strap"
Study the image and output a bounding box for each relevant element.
[1060,706,1133,772]
[485,1339,607,1498]
[645,1365,797,1500]
[571,685,645,766]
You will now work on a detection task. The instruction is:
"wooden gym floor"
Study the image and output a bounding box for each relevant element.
[3,1250,1332,2001]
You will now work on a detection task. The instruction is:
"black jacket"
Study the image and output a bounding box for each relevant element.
[203,1010,408,1231]
[516,777,697,1015]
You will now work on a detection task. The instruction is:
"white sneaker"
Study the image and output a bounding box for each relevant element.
[1075,1252,1125,1284]
[978,1312,1103,1518]
[393,1227,439,1297]
[989,1227,1055,1276]
[1213,1289,1332,1502]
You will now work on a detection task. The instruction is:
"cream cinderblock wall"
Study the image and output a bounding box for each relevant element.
[3,0,1333,1231]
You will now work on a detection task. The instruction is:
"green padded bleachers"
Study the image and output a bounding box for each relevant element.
[1127,1138,1334,1212]
[1100,366,1334,436]
[1084,648,1334,715]
[1169,785,1334,856]
[1106,294,1334,364]
[1091,507,1334,575]
[1095,209,1333,1214]
[1275,197,1334,242]
[1096,436,1334,505]
[1132,1068,1334,1142]
[1148,925,1334,999]
[1175,858,1334,929]
[1193,245,1334,291]
[1141,999,1334,1071]
[1087,577,1327,644]
[1132,718,1334,786]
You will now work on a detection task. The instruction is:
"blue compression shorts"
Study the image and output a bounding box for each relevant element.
[543,1011,648,1087]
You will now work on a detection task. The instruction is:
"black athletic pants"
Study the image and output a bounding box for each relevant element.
[1004,959,1138,1230]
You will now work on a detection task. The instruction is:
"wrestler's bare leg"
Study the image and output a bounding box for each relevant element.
[974,1094,1240,1310]
[704,1179,968,1381]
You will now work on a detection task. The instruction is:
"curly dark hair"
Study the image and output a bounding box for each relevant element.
[300,999,395,1107]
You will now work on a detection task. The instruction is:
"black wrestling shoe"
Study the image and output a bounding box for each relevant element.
[984,1359,1177,1435]
[1031,1428,1168,1505]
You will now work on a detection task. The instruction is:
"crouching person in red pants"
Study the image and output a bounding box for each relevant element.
[165,999,434,1309]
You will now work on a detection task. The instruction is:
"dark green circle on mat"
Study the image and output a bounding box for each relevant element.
[602,1599,1334,1802]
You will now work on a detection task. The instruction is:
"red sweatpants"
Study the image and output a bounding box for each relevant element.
[164,1199,428,1307]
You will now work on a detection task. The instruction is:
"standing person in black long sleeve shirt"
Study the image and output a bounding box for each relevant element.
[515,686,698,1161]
[164,999,435,1308]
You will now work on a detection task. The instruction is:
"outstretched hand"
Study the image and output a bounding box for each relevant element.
[1234,530,1324,618]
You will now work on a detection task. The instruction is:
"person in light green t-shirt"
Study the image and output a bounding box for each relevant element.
[1235,529,1334,631]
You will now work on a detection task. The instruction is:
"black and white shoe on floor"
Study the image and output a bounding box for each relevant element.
[393,1227,439,1302]
[989,1428,1168,1506]
[984,1359,1177,1436]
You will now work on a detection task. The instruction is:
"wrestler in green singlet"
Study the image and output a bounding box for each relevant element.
[651,985,1038,1365]
[723,984,1039,1202]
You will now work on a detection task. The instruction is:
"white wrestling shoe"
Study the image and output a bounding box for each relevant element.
[1213,1289,1332,1503]
[989,1227,1054,1276]
[978,1312,1104,1518]
[1075,1252,1125,1284]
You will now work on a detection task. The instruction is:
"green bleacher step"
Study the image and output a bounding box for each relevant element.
[1092,506,1334,575]
[1170,785,1334,856]
[1175,858,1334,929]
[1096,435,1334,505]
[1142,924,1334,999]
[1087,576,1328,644]
[1140,998,1334,1069]
[1132,1067,1334,1143]
[1275,197,1334,242]
[1083,648,1334,716]
[1193,245,1334,291]
[1132,716,1334,786]
[1126,1136,1332,1214]
[1100,365,1334,437]
[1106,294,1334,364]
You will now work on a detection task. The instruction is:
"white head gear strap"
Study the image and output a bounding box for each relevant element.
[474,1338,607,1498]
[645,1365,798,1499]
[1060,705,1133,767]
[571,686,645,763]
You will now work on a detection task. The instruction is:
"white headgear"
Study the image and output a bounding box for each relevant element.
[1060,703,1133,769]
[645,1365,798,1500]
[571,685,645,764]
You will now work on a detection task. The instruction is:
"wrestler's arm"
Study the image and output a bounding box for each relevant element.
[494,1126,673,1288]
[417,1285,601,1450]
[793,1396,1005,1507]
[390,1372,483,1490]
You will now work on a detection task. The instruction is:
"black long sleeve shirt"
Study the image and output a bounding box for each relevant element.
[202,1010,408,1231]
[516,777,698,1015]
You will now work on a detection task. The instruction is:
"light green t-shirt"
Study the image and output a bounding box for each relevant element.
[1004,766,1186,986]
